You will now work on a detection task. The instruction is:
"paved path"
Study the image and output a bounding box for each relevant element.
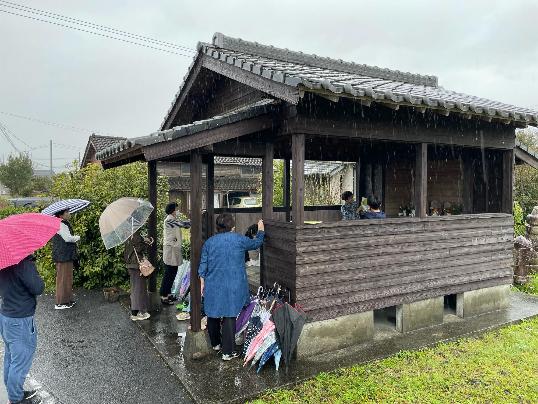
[1,290,193,404]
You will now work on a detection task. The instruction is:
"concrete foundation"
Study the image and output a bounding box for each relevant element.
[457,284,510,318]
[183,329,212,360]
[396,297,444,332]
[296,310,374,358]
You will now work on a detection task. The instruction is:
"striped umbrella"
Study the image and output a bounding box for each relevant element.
[99,197,153,250]
[42,199,90,216]
[0,213,62,270]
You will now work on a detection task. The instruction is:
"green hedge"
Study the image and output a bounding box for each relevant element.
[1,162,172,290]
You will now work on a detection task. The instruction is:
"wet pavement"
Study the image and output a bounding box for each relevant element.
[0,290,193,404]
[129,291,538,404]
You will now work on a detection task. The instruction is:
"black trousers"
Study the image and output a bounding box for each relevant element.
[207,317,236,355]
[160,264,178,297]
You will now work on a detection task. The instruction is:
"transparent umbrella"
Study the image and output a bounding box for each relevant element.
[99,197,153,249]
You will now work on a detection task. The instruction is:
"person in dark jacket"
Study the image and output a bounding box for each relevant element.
[0,256,44,404]
[124,229,153,321]
[51,209,80,310]
[363,198,386,219]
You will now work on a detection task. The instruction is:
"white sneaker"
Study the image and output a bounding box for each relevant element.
[131,312,151,321]
[55,302,75,310]
[222,352,239,361]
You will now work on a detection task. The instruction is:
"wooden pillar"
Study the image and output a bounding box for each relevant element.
[415,143,428,218]
[284,158,291,222]
[462,150,474,214]
[364,163,373,198]
[147,161,158,294]
[189,149,202,332]
[502,149,514,214]
[262,143,274,220]
[373,163,383,202]
[354,158,361,200]
[292,134,305,224]
[206,155,215,238]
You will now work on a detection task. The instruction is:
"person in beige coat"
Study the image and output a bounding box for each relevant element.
[160,202,190,305]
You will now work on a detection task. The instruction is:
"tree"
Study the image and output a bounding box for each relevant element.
[0,153,33,196]
[515,128,538,217]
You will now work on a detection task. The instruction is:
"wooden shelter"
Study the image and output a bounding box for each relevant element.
[97,33,538,354]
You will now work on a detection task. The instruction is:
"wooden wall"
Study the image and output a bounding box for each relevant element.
[196,76,266,121]
[265,214,513,322]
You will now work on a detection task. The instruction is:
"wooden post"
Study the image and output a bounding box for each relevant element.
[373,163,383,202]
[415,143,428,218]
[206,155,215,238]
[292,134,305,225]
[284,158,291,222]
[502,149,514,214]
[462,150,474,214]
[262,143,274,220]
[355,158,361,200]
[147,161,158,299]
[189,149,202,332]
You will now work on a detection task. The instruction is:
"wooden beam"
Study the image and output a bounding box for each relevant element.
[189,149,202,332]
[285,115,516,149]
[414,143,428,218]
[144,116,274,161]
[284,158,291,222]
[262,142,274,220]
[147,161,158,295]
[206,155,215,238]
[292,134,305,225]
[502,149,514,214]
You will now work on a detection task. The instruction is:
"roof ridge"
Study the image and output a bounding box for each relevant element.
[211,32,438,87]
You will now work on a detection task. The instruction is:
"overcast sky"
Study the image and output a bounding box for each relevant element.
[0,0,537,171]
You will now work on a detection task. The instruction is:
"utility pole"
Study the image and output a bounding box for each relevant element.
[50,139,53,175]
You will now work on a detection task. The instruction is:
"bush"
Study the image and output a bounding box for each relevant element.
[38,162,170,290]
[514,201,526,237]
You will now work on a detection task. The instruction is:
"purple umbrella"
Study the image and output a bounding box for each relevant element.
[236,300,256,333]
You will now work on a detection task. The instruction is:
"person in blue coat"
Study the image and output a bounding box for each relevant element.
[199,213,265,361]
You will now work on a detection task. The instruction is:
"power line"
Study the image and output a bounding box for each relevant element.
[0,123,21,153]
[0,0,196,54]
[0,110,116,136]
[0,120,31,149]
[0,7,195,58]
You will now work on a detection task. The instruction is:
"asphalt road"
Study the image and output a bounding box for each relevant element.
[0,290,193,404]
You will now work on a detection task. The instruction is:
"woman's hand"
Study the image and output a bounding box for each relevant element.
[257,219,264,232]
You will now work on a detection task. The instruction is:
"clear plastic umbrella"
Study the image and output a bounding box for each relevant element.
[99,197,153,249]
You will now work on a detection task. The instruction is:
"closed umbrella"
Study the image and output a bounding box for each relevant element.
[244,319,275,365]
[0,213,61,270]
[42,199,90,216]
[236,299,256,334]
[99,197,153,249]
[256,342,280,373]
[272,303,306,371]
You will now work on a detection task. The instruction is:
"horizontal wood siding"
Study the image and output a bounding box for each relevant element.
[264,221,296,297]
[289,214,513,322]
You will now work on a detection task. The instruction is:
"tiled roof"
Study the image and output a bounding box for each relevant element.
[304,161,349,176]
[169,176,259,192]
[96,98,278,160]
[90,135,127,152]
[214,157,262,166]
[185,32,538,125]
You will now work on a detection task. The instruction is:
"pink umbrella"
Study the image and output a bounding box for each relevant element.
[0,213,62,270]
[244,320,275,366]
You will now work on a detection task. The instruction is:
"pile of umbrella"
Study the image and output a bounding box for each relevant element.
[236,284,306,373]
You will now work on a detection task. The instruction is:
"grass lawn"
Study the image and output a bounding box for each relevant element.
[254,309,538,403]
